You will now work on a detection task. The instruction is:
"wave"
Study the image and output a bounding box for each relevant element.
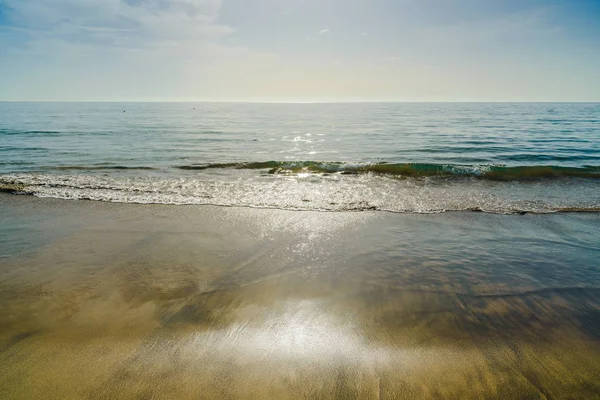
[178,161,600,181]
[1,172,598,215]
[48,165,157,171]
[0,129,62,136]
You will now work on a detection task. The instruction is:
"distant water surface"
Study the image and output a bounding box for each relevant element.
[1,102,598,213]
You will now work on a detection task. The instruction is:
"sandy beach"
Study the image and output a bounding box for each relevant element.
[0,194,599,399]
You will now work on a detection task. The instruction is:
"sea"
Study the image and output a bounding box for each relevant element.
[2,102,600,398]
[1,102,599,214]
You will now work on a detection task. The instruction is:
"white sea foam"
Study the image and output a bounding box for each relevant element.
[1,173,598,214]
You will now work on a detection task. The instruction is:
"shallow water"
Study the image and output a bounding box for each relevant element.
[0,195,599,399]
[1,102,599,213]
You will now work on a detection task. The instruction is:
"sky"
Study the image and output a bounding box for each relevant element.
[0,0,599,102]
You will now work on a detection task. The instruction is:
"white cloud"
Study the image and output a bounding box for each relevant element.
[0,0,282,101]
[1,0,233,50]
[318,27,330,35]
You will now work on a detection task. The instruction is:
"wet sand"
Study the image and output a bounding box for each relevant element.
[1,194,600,399]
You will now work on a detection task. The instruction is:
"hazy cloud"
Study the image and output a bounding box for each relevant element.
[0,0,233,50]
[0,0,598,101]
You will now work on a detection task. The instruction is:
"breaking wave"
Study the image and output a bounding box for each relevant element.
[1,167,599,215]
[177,162,600,181]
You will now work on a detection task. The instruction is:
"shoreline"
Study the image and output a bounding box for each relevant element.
[1,191,600,215]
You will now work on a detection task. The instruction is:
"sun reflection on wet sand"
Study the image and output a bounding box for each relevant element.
[0,196,599,399]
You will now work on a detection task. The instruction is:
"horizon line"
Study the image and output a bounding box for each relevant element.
[1,100,599,104]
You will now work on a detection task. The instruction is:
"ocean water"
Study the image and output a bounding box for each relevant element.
[1,103,600,398]
[1,102,599,213]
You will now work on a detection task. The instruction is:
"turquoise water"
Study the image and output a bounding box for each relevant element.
[1,102,599,213]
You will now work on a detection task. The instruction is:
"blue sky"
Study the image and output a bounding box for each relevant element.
[0,0,599,101]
